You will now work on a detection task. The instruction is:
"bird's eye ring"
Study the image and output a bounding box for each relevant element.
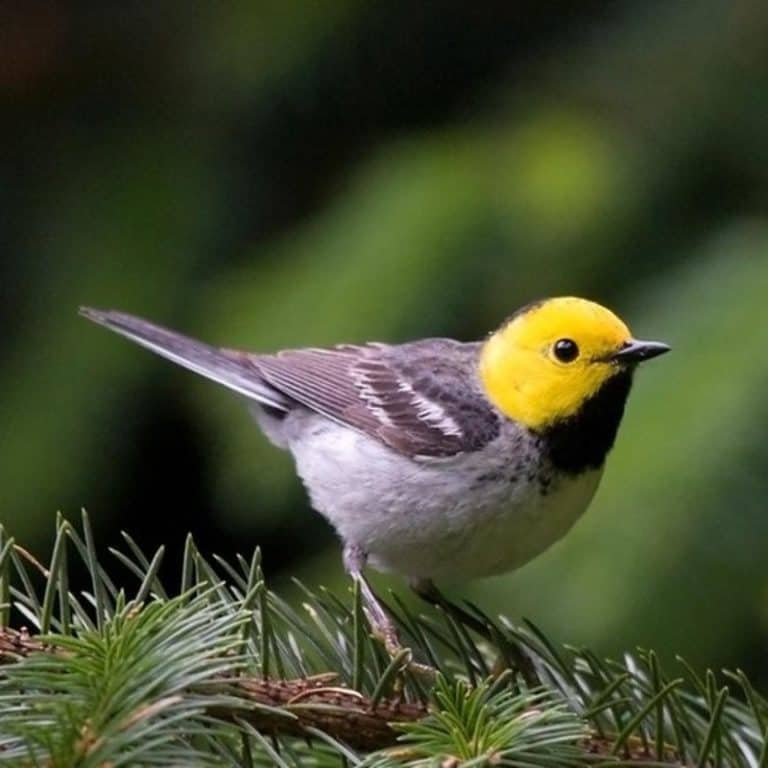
[553,338,579,363]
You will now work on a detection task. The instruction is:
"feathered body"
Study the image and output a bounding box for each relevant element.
[79,302,660,585]
[278,409,602,579]
[251,338,615,581]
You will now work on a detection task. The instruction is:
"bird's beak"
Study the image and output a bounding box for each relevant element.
[611,339,671,364]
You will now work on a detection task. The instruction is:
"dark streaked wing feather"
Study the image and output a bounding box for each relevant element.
[253,340,500,457]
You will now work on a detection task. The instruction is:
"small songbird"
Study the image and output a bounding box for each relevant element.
[80,298,668,654]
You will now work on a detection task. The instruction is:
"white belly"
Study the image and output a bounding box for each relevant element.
[283,412,602,582]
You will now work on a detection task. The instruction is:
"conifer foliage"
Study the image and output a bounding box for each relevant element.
[0,513,766,766]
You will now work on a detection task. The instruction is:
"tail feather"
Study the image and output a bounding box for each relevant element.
[79,307,289,410]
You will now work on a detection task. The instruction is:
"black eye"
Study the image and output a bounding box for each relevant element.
[553,338,579,363]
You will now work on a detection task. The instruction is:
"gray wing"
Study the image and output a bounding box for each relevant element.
[254,340,500,457]
[80,308,500,458]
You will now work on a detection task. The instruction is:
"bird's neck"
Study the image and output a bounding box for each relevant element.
[540,370,634,474]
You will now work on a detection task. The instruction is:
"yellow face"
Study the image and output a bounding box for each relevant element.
[479,297,638,431]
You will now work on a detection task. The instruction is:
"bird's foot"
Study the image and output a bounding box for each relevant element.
[359,589,437,683]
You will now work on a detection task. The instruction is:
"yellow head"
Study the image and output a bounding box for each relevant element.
[479,297,669,431]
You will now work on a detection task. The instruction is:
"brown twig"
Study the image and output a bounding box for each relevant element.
[210,675,427,750]
[0,626,45,661]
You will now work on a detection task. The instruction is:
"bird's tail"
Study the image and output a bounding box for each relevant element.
[79,307,288,410]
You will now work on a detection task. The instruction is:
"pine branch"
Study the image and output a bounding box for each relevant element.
[0,625,686,762]
[0,514,766,767]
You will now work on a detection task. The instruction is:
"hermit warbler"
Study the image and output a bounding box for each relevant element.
[81,298,668,655]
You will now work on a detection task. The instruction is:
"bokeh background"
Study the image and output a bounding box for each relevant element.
[3,1,768,682]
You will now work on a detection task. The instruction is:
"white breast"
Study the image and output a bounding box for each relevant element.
[281,411,603,583]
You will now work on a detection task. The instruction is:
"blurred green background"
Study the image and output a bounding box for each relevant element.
[2,1,768,680]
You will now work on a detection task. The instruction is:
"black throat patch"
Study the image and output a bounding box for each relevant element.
[541,370,634,474]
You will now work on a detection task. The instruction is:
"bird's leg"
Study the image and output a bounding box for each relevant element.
[342,545,404,659]
[343,546,436,683]
[410,578,539,687]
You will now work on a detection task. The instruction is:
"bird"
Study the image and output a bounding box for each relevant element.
[80,297,669,664]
